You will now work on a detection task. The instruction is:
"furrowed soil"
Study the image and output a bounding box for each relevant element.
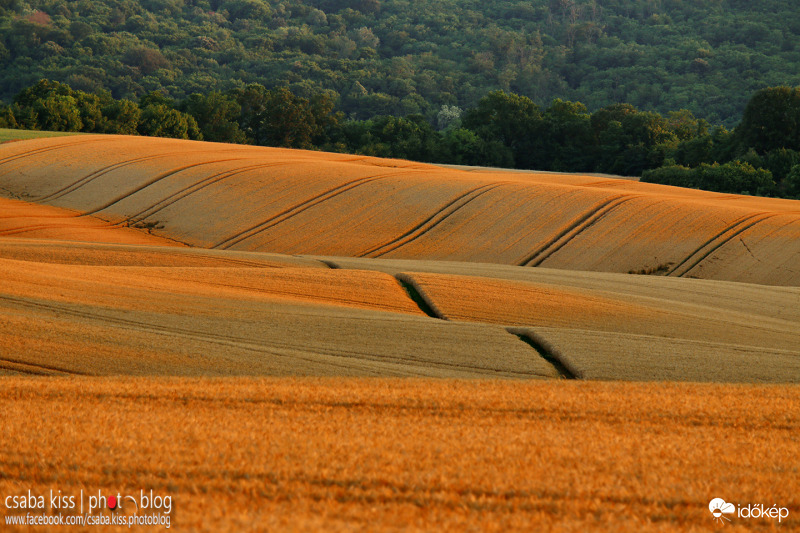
[0,378,798,532]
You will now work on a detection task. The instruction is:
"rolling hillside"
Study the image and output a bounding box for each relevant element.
[1,134,799,531]
[1,134,798,382]
[2,135,799,284]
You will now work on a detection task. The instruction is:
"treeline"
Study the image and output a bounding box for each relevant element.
[640,86,800,199]
[2,0,800,126]
[2,80,800,199]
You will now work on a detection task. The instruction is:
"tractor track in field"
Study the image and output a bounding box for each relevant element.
[213,173,404,250]
[668,212,777,277]
[0,293,345,369]
[506,328,582,380]
[0,137,104,174]
[0,293,544,378]
[36,152,188,203]
[81,158,254,217]
[0,356,91,376]
[0,238,293,269]
[358,182,506,258]
[394,273,444,320]
[121,161,291,227]
[0,221,128,237]
[518,194,637,267]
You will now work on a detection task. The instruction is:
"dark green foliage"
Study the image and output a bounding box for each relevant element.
[0,104,17,128]
[14,79,73,109]
[675,134,715,168]
[139,91,174,109]
[462,91,542,169]
[441,128,512,168]
[74,91,105,132]
[181,92,247,144]
[33,94,83,131]
[220,0,272,21]
[122,47,170,75]
[337,114,443,162]
[2,0,800,126]
[738,148,800,182]
[540,99,593,171]
[590,103,678,175]
[642,161,776,196]
[667,110,709,142]
[736,87,800,154]
[785,165,800,199]
[233,85,338,149]
[101,99,141,134]
[760,149,800,182]
[13,80,89,132]
[138,104,202,140]
[641,165,695,189]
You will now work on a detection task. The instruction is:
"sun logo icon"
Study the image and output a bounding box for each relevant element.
[709,498,736,525]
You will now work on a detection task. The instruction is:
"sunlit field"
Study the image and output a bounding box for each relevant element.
[1,135,798,531]
[1,378,798,532]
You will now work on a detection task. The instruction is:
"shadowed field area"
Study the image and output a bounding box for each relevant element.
[0,128,82,144]
[1,378,798,532]
[0,228,797,381]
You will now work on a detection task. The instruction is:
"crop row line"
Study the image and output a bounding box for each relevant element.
[0,137,103,176]
[213,172,404,250]
[518,194,636,267]
[668,212,776,277]
[359,182,507,258]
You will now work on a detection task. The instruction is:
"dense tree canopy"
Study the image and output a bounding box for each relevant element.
[736,86,800,154]
[1,0,800,126]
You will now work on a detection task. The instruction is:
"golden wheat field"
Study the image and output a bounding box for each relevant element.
[1,379,799,532]
[1,133,799,531]
[2,135,799,284]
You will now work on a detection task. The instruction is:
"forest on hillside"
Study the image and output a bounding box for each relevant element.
[1,0,800,126]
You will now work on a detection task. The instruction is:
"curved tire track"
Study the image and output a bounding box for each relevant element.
[80,158,250,217]
[213,173,402,250]
[0,222,129,237]
[0,137,104,173]
[669,212,777,277]
[394,273,445,319]
[0,293,300,359]
[518,194,636,267]
[506,328,582,380]
[123,161,290,226]
[0,356,89,376]
[358,183,506,258]
[36,152,188,203]
[0,294,535,377]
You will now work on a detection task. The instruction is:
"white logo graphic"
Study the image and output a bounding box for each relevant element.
[709,498,736,525]
[124,495,139,512]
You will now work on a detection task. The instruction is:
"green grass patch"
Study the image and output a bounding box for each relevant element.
[0,128,84,143]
